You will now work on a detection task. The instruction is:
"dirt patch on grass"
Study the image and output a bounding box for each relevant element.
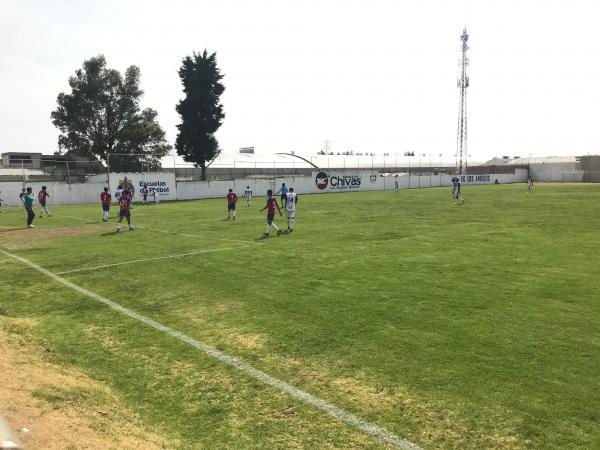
[0,317,174,450]
[0,225,102,250]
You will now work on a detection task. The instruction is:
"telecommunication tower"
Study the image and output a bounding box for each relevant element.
[455,28,469,175]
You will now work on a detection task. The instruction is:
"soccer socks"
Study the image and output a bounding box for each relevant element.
[265,223,281,235]
[233,210,236,220]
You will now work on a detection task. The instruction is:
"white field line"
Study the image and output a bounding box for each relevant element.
[54,247,240,275]
[0,247,422,450]
[62,215,262,245]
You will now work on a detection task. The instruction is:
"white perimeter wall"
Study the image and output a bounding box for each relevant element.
[0,169,528,207]
[529,162,584,182]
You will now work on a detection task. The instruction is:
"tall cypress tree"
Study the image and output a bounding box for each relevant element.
[175,50,225,180]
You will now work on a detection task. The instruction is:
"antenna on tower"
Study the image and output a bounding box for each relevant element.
[455,27,469,175]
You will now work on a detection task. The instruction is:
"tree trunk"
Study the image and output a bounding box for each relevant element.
[201,164,207,181]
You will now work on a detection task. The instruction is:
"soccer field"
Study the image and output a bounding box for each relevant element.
[1,184,599,449]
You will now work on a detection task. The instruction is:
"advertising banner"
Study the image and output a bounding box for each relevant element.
[110,172,177,201]
[313,171,376,192]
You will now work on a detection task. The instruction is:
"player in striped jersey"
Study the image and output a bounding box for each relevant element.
[100,187,111,221]
[38,186,53,217]
[260,189,282,236]
[227,189,237,220]
[116,189,134,232]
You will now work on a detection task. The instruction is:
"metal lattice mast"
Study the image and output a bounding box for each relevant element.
[455,28,469,175]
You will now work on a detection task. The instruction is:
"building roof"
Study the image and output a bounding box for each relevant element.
[176,152,479,170]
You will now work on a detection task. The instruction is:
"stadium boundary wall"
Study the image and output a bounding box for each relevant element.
[0,169,527,207]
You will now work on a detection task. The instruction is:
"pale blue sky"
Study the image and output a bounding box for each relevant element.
[1,0,599,160]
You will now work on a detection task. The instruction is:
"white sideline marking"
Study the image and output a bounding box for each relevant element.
[62,215,261,245]
[54,247,239,275]
[0,247,422,450]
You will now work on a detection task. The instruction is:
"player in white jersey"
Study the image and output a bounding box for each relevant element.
[285,188,298,232]
[244,186,253,206]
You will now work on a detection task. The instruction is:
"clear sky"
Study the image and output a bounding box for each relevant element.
[1,0,599,161]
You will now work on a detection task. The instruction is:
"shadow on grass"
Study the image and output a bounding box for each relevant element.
[0,228,27,233]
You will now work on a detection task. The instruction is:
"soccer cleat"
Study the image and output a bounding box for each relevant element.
[277,229,281,236]
[27,224,35,228]
[289,229,293,233]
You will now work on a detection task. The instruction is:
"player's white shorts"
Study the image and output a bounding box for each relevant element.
[286,210,295,219]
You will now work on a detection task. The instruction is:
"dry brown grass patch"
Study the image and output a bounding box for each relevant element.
[0,317,175,450]
[0,225,102,250]
[265,355,525,450]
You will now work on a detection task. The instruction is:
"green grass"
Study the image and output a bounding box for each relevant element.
[1,184,599,449]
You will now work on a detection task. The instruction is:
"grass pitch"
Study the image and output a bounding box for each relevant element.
[1,184,599,449]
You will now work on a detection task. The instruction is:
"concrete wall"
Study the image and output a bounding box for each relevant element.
[0,170,527,207]
[529,162,584,182]
[0,180,106,207]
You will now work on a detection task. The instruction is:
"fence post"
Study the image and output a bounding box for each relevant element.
[107,153,111,189]
[66,160,71,184]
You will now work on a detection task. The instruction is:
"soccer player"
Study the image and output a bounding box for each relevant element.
[116,189,134,232]
[115,183,124,203]
[285,188,298,232]
[275,183,289,208]
[123,177,135,208]
[19,189,26,209]
[244,186,253,206]
[38,186,52,217]
[149,187,159,204]
[141,184,149,204]
[527,176,534,192]
[22,187,35,228]
[100,187,111,221]
[260,189,282,236]
[393,176,399,195]
[227,188,238,220]
[127,184,134,207]
[454,179,464,204]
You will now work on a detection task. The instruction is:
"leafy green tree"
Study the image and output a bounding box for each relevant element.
[51,55,171,172]
[175,50,225,180]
